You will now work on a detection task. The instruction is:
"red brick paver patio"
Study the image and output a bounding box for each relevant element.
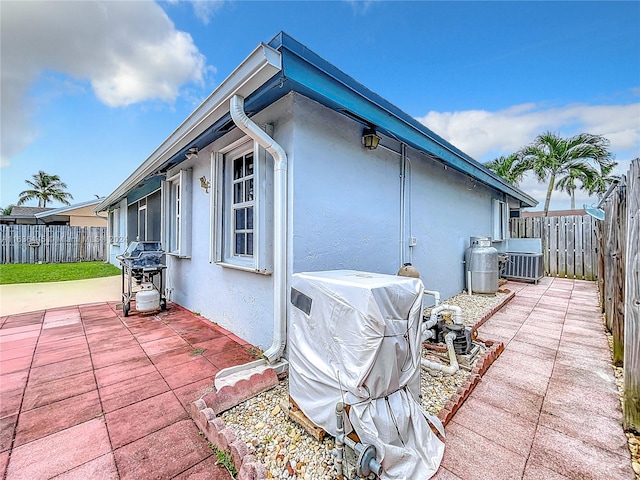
[1,278,634,479]
[434,278,633,480]
[0,302,256,479]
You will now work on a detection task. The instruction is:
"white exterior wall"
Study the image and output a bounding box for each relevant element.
[290,94,499,301]
[407,150,497,298]
[115,91,516,348]
[290,95,400,275]
[108,198,128,266]
[164,95,294,350]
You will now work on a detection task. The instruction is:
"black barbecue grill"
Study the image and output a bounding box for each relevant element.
[117,241,167,316]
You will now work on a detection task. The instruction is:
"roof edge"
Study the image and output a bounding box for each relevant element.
[274,32,537,207]
[96,43,282,213]
[35,198,104,218]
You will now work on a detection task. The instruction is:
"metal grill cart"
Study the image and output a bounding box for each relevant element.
[117,241,167,317]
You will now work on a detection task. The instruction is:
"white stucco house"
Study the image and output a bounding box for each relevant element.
[96,32,536,354]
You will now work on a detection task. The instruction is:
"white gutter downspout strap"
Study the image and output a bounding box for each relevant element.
[230,94,288,364]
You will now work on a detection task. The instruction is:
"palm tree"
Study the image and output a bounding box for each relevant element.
[484,153,530,186]
[583,161,619,199]
[520,132,613,216]
[554,162,600,210]
[17,171,74,208]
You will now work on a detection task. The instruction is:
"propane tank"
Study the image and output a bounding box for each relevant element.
[397,262,420,278]
[465,236,498,294]
[136,283,160,312]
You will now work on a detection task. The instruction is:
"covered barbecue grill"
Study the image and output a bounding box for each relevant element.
[117,241,167,316]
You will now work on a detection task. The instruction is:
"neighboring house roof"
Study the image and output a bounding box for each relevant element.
[34,198,104,219]
[522,209,587,218]
[97,32,537,212]
[1,200,106,225]
[9,206,53,215]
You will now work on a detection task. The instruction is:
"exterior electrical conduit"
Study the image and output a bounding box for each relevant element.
[421,332,459,375]
[230,94,288,364]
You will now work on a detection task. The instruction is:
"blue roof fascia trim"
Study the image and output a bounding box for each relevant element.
[126,175,164,205]
[271,33,536,207]
[272,32,473,158]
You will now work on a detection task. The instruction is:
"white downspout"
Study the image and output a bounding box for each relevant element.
[230,94,287,363]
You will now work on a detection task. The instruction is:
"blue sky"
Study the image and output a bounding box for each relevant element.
[1,1,639,211]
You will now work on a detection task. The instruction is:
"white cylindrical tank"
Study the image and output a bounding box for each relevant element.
[465,236,499,294]
[136,283,160,312]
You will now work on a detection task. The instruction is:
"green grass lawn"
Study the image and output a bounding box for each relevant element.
[0,262,121,285]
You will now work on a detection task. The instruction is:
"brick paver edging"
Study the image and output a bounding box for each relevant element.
[190,368,279,480]
[436,289,515,426]
[436,340,505,426]
[470,289,516,338]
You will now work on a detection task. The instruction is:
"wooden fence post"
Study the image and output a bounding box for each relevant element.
[614,180,627,366]
[624,159,640,432]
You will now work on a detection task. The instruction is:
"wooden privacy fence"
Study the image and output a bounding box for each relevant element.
[597,158,639,433]
[0,225,107,264]
[509,214,598,280]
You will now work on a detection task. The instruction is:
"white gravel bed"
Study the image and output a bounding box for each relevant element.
[419,367,470,416]
[221,379,339,479]
[221,291,510,479]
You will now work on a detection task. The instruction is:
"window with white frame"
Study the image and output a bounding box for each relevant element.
[231,151,255,256]
[127,192,161,243]
[162,169,192,257]
[138,197,147,241]
[213,137,273,272]
[109,208,120,245]
[492,199,509,241]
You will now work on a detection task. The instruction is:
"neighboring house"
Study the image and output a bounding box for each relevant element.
[0,207,59,225]
[96,32,537,350]
[1,200,107,226]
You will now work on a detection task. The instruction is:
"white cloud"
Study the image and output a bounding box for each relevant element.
[346,0,376,15]
[417,102,640,162]
[0,0,207,166]
[190,0,224,24]
[165,0,224,24]
[416,101,640,211]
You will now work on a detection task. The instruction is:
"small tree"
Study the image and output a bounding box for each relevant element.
[17,171,74,208]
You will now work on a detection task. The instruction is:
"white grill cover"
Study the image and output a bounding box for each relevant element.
[289,271,444,480]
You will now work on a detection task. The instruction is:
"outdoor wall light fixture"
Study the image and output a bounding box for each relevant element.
[362,127,381,150]
[199,176,210,194]
[185,147,199,160]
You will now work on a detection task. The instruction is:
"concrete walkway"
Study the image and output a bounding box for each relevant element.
[0,276,121,316]
[434,277,633,479]
[0,302,258,479]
